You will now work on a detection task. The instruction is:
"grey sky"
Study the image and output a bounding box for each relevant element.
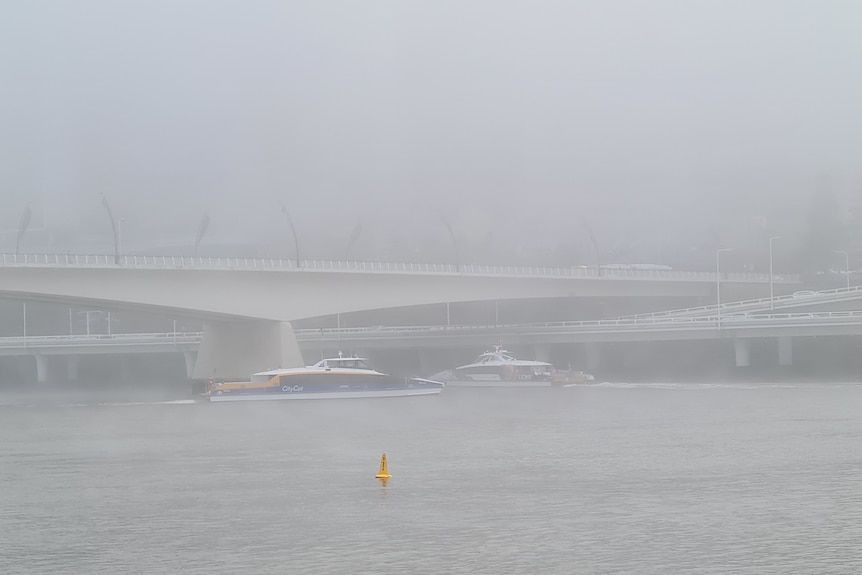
[1,1,860,257]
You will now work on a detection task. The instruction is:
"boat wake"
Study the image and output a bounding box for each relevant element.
[564,381,862,390]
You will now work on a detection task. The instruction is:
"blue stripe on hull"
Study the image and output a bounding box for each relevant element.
[207,379,444,402]
[208,387,442,401]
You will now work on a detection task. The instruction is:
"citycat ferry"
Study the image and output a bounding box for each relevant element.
[429,345,594,388]
[203,354,445,401]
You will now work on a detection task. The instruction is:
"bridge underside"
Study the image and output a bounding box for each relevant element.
[0,267,751,322]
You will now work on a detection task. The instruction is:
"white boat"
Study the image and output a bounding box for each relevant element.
[203,354,444,401]
[430,345,595,388]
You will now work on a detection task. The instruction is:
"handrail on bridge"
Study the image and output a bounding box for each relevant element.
[3,311,862,350]
[0,252,798,282]
[616,284,862,320]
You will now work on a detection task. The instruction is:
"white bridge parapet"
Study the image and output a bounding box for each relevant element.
[3,311,862,355]
[0,253,797,283]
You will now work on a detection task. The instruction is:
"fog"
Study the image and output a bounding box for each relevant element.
[1,1,861,264]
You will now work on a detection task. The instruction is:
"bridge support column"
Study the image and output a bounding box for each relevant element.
[35,355,50,383]
[778,336,793,367]
[193,320,303,380]
[584,342,602,372]
[734,339,751,368]
[66,355,79,382]
[533,344,551,362]
[183,352,197,380]
[418,350,433,377]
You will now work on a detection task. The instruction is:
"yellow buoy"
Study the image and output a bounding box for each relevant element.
[375,453,391,479]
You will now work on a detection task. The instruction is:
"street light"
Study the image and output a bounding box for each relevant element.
[441,215,461,272]
[99,193,120,264]
[15,203,32,257]
[345,222,363,260]
[769,236,782,310]
[195,213,210,257]
[716,248,734,329]
[280,204,301,267]
[118,218,127,255]
[833,250,850,290]
[582,221,601,275]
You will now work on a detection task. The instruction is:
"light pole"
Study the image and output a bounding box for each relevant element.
[281,205,301,267]
[833,250,850,290]
[716,248,734,329]
[118,218,127,255]
[99,193,120,264]
[345,222,363,260]
[195,213,210,257]
[582,221,601,275]
[15,203,32,257]
[769,236,782,310]
[441,215,461,272]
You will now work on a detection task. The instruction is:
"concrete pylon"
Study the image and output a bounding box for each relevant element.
[66,355,79,382]
[734,339,751,367]
[193,320,304,380]
[778,336,793,366]
[584,342,602,371]
[35,355,50,383]
[183,352,197,379]
[533,344,551,362]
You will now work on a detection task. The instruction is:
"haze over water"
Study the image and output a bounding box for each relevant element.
[2,383,861,574]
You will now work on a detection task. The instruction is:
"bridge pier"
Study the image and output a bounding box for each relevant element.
[193,320,303,380]
[35,355,50,383]
[778,336,793,366]
[66,355,79,382]
[734,339,751,367]
[584,342,602,372]
[533,344,551,362]
[183,351,197,380]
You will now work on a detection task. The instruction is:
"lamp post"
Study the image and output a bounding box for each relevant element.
[195,213,210,257]
[280,205,301,267]
[716,248,734,329]
[833,250,850,290]
[118,218,127,255]
[582,222,601,275]
[15,203,32,257]
[99,194,120,264]
[345,222,363,260]
[441,215,461,272]
[769,236,782,310]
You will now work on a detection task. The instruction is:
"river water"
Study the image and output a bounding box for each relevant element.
[1,382,861,574]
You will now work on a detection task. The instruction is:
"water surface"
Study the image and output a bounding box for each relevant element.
[2,383,861,574]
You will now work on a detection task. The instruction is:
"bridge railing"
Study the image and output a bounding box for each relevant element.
[4,311,862,350]
[616,284,862,320]
[0,253,797,283]
[0,332,203,349]
[293,310,862,338]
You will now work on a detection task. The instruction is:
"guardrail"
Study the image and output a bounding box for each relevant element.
[293,311,862,338]
[0,253,798,283]
[616,284,862,320]
[3,312,862,351]
[0,332,203,349]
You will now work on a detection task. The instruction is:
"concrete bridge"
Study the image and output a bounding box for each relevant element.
[0,253,798,379]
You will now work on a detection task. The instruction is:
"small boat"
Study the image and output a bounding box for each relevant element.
[429,345,595,388]
[204,354,445,402]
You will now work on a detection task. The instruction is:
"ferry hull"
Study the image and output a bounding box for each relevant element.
[207,386,442,402]
[443,380,553,388]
